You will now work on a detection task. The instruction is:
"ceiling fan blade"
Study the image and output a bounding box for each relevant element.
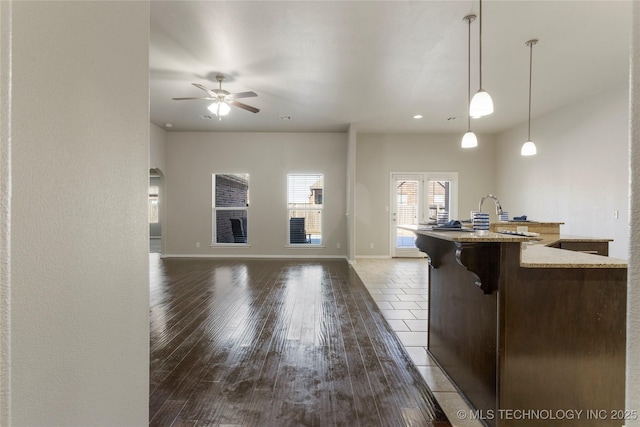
[192,83,216,97]
[172,97,217,101]
[231,100,260,113]
[231,91,258,99]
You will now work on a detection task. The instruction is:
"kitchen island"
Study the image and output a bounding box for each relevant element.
[412,228,627,427]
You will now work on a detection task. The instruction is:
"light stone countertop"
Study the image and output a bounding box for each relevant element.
[495,221,565,225]
[410,227,529,243]
[533,233,614,246]
[558,235,613,242]
[405,226,627,269]
[547,234,614,243]
[520,243,627,269]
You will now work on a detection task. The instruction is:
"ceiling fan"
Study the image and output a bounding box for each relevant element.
[172,74,260,119]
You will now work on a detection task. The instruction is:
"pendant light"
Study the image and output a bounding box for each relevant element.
[521,39,538,156]
[469,0,494,118]
[462,15,478,148]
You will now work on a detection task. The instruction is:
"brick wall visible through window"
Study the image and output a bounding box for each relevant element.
[213,174,249,244]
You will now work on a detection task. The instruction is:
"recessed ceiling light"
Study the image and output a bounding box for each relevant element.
[413,115,423,119]
[165,123,173,128]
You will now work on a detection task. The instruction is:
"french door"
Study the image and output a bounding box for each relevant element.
[390,172,458,257]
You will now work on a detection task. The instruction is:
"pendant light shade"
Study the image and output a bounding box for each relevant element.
[521,140,536,156]
[470,0,493,118]
[521,39,538,156]
[462,15,478,148]
[469,90,494,119]
[462,131,478,148]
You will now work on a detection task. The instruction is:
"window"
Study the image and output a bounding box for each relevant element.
[288,174,323,245]
[149,185,159,224]
[212,173,249,244]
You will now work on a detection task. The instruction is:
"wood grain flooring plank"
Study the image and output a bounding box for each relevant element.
[171,265,285,425]
[149,258,450,427]
[331,272,385,425]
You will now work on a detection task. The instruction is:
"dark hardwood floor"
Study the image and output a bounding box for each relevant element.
[149,255,450,427]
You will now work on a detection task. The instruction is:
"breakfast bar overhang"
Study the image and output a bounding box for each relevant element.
[411,228,627,427]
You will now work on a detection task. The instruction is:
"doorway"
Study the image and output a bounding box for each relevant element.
[149,168,163,253]
[390,172,458,257]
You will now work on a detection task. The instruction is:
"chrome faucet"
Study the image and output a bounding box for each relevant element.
[479,194,503,215]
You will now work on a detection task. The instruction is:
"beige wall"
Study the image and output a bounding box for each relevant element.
[496,82,630,259]
[0,3,10,423]
[164,132,348,257]
[2,1,150,425]
[162,131,498,259]
[150,123,167,172]
[355,133,497,256]
[627,0,639,422]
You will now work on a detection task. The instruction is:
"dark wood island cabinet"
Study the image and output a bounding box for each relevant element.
[411,229,627,427]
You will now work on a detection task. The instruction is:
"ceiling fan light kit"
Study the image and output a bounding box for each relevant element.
[172,74,260,120]
[208,101,230,117]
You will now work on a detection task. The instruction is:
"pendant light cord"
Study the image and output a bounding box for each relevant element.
[467,16,472,131]
[527,40,536,140]
[478,0,483,89]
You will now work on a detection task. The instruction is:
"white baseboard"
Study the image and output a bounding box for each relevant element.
[161,253,348,261]
[354,255,392,259]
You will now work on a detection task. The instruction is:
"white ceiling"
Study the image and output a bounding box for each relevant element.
[150,1,631,134]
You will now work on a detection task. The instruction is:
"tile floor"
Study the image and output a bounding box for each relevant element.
[352,257,484,427]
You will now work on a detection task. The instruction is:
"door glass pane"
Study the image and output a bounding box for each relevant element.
[396,180,419,248]
[428,180,451,224]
